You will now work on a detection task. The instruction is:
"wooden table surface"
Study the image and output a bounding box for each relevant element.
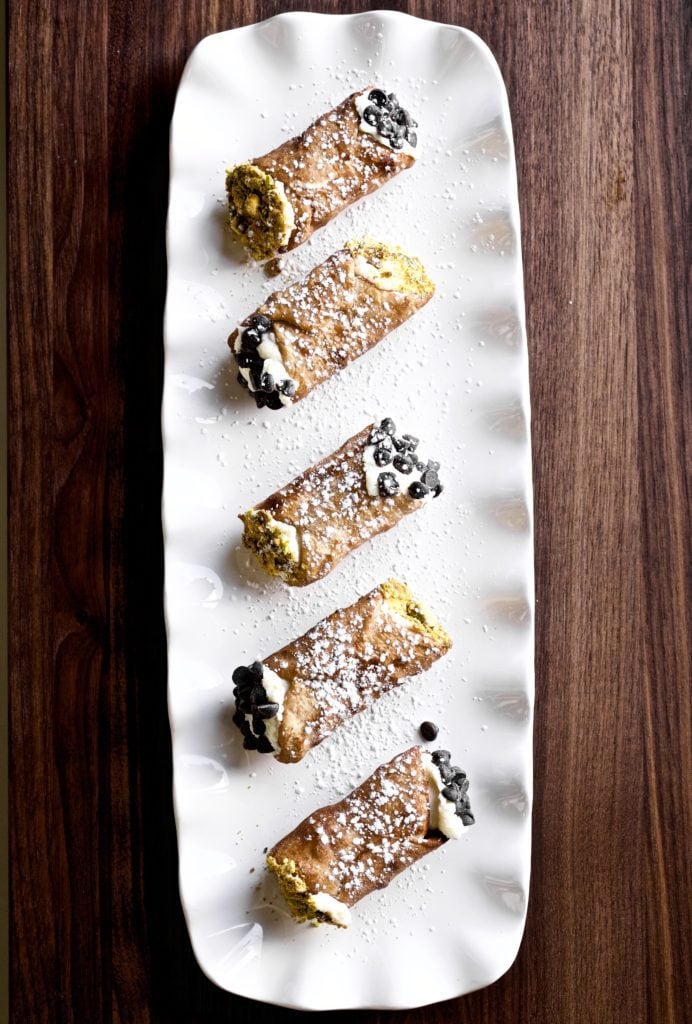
[9,1,690,1021]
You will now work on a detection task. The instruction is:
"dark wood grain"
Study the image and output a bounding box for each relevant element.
[9,1,690,1021]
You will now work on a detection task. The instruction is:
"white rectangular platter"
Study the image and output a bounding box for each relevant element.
[163,10,533,1011]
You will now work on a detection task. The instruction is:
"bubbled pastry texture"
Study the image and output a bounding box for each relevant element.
[228,240,434,409]
[228,88,416,258]
[240,423,436,586]
[263,580,452,763]
[268,747,447,914]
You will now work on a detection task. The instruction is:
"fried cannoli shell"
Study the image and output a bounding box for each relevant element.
[232,579,452,763]
[240,422,442,587]
[226,89,417,260]
[267,747,451,927]
[229,239,434,410]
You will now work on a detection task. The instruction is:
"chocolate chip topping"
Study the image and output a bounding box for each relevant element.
[231,661,279,753]
[378,471,400,497]
[232,319,298,410]
[362,89,418,150]
[432,748,474,825]
[367,418,443,500]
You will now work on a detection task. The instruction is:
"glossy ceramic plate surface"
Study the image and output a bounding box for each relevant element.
[163,10,533,1009]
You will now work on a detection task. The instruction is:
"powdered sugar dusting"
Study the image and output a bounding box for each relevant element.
[262,582,448,760]
[270,747,447,907]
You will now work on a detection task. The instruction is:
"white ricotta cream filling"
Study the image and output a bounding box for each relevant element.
[260,665,289,751]
[422,751,464,839]
[308,891,352,927]
[363,439,434,501]
[354,92,418,158]
[271,178,296,248]
[265,513,299,563]
[234,326,295,406]
[243,664,289,751]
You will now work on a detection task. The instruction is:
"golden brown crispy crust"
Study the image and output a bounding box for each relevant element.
[227,89,415,259]
[228,240,434,405]
[267,747,446,919]
[263,579,452,763]
[239,424,423,586]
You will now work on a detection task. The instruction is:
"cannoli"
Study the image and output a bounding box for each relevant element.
[267,746,474,927]
[230,239,434,410]
[240,418,444,586]
[231,579,452,761]
[226,88,419,261]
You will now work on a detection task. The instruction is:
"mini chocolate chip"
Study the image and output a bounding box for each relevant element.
[254,392,267,409]
[393,454,414,474]
[408,481,429,499]
[239,718,252,737]
[250,365,264,390]
[232,665,251,686]
[439,763,455,783]
[256,702,280,720]
[249,662,264,680]
[393,107,411,126]
[387,92,398,107]
[368,88,388,107]
[278,379,296,397]
[232,709,245,727]
[401,434,419,451]
[378,118,395,139]
[378,472,400,497]
[249,314,272,333]
[362,104,380,126]
[461,811,475,826]
[236,350,260,369]
[457,778,470,796]
[248,687,266,708]
[419,720,439,741]
[264,391,283,410]
[432,483,444,498]
[390,136,405,150]
[392,436,408,451]
[257,735,274,754]
[259,371,275,392]
[241,327,263,349]
[415,459,425,471]
[369,427,387,445]
[407,131,418,148]
[252,718,266,736]
[380,417,396,435]
[422,469,439,489]
[374,446,392,467]
[427,460,441,471]
[432,749,451,764]
[236,698,252,715]
[243,733,259,750]
[442,784,460,802]
[450,766,464,779]
[236,371,249,390]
